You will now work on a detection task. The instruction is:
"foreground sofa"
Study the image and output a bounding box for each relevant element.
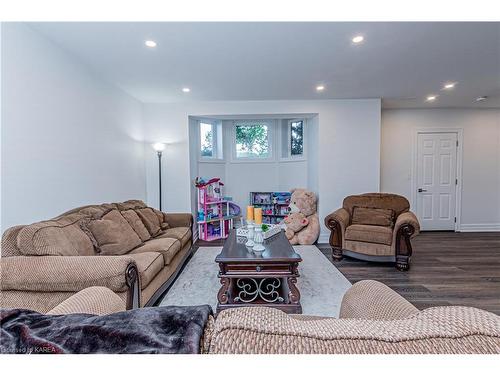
[2,281,498,354]
[205,280,500,354]
[325,193,420,270]
[0,200,193,312]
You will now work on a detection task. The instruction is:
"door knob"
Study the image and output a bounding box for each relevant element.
[418,188,427,192]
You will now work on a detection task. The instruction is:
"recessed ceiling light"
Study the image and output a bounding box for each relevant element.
[182,87,190,93]
[476,96,487,102]
[443,82,457,90]
[352,35,364,44]
[426,95,438,102]
[316,85,325,91]
[145,40,157,48]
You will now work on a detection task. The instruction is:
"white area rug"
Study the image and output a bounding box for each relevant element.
[160,245,351,317]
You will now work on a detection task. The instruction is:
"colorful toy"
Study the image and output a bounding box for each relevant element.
[196,177,241,241]
[249,191,292,224]
[285,188,320,245]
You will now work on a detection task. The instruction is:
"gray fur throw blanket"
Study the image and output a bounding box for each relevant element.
[0,305,212,354]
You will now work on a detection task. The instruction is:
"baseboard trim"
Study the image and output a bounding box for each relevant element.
[318,233,330,244]
[458,223,500,232]
[192,226,199,243]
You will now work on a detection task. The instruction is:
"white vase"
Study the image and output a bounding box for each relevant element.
[252,226,265,252]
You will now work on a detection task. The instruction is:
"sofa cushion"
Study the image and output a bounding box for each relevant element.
[155,227,191,247]
[87,210,142,255]
[16,213,94,256]
[129,238,181,265]
[115,200,147,211]
[120,210,151,242]
[343,193,410,218]
[135,208,163,236]
[351,207,395,227]
[128,252,164,288]
[345,224,393,246]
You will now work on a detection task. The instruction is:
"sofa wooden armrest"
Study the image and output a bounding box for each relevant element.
[339,280,419,320]
[393,211,420,271]
[0,256,139,309]
[47,286,126,315]
[324,208,350,260]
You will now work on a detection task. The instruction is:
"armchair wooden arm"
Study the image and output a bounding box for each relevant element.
[324,208,350,261]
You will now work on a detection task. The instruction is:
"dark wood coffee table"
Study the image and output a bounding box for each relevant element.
[215,230,302,314]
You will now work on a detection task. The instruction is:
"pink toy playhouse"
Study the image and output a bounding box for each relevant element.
[195,177,240,241]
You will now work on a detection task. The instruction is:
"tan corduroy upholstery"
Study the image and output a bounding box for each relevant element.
[163,213,194,229]
[129,238,181,265]
[340,280,419,320]
[0,255,135,292]
[345,224,393,245]
[156,227,192,248]
[47,286,126,315]
[208,306,500,354]
[1,200,193,312]
[325,193,420,269]
[206,280,500,354]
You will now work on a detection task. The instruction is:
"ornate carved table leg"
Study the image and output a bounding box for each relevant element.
[217,277,230,306]
[286,263,302,313]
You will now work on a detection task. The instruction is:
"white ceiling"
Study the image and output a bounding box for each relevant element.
[30,22,500,108]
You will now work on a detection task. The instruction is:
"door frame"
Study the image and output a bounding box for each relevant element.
[411,128,464,231]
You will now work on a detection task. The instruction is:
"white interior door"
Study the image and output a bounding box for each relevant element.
[416,132,458,230]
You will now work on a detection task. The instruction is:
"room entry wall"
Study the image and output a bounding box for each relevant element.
[381,108,500,232]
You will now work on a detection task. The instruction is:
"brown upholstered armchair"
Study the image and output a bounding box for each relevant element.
[324,193,420,271]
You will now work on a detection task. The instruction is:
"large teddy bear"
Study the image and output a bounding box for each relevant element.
[284,188,320,245]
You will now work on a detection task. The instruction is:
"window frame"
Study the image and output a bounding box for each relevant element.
[198,120,223,162]
[281,118,307,161]
[231,120,274,163]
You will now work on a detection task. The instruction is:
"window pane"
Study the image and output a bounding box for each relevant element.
[200,122,213,157]
[290,121,303,156]
[235,124,270,158]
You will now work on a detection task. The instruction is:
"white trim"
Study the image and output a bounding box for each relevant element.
[318,233,330,244]
[458,223,500,232]
[198,119,223,162]
[280,118,307,162]
[411,127,464,232]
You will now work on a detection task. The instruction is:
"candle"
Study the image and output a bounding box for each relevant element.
[246,206,254,222]
[254,207,263,225]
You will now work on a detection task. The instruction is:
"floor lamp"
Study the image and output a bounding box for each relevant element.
[152,143,166,211]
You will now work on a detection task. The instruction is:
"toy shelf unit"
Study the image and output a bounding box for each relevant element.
[196,177,240,241]
[250,191,291,224]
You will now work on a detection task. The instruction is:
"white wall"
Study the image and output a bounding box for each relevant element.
[1,23,146,230]
[142,99,381,241]
[381,108,500,231]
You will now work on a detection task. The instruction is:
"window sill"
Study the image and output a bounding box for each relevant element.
[279,157,307,163]
[229,158,276,164]
[198,158,226,164]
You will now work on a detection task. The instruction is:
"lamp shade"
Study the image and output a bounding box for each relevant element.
[152,143,166,152]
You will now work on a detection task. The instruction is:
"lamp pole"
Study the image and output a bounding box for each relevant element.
[157,150,163,211]
[152,143,166,211]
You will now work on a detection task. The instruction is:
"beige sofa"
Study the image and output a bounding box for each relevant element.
[38,281,500,354]
[205,280,500,354]
[325,193,420,270]
[0,200,193,313]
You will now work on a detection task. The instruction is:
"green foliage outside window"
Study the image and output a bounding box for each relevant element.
[235,124,269,158]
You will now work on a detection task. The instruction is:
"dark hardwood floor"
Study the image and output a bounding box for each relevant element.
[195,231,500,315]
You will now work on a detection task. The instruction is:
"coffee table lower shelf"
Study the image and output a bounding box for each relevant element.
[216,272,302,314]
